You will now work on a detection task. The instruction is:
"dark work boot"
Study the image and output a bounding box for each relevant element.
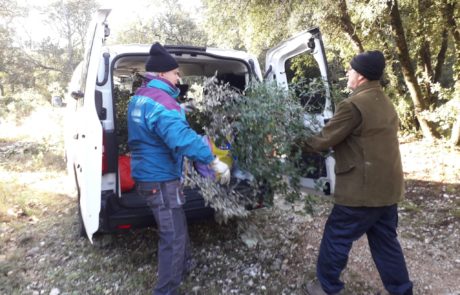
[302,281,342,295]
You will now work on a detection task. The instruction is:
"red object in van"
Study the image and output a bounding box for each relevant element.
[119,155,135,192]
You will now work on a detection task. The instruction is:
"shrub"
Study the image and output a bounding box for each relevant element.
[0,89,47,123]
[419,86,459,138]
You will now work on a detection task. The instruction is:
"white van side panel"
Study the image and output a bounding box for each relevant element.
[64,62,83,189]
[77,9,111,242]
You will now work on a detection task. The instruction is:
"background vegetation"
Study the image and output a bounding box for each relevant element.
[0,0,458,145]
[0,2,459,294]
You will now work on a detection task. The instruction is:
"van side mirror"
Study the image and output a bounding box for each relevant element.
[308,37,315,50]
[104,24,110,38]
[71,90,84,100]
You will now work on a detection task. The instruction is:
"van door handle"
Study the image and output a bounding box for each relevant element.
[71,90,84,100]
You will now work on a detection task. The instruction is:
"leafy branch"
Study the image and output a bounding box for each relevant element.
[185,77,325,219]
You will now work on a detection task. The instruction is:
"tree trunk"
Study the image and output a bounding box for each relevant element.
[451,113,460,146]
[449,86,460,147]
[441,0,460,145]
[433,28,448,84]
[416,0,434,104]
[418,40,434,105]
[337,0,364,53]
[387,0,437,141]
[416,0,445,106]
[417,0,433,76]
[418,41,432,79]
[443,1,460,80]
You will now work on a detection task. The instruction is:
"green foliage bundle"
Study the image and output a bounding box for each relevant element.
[184,161,251,223]
[114,87,132,155]
[184,78,321,220]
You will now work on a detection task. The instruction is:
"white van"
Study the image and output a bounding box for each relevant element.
[65,9,335,242]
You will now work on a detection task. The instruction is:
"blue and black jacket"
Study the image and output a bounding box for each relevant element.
[127,77,214,182]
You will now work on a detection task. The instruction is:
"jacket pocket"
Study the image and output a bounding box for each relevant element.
[136,183,164,207]
[164,180,185,208]
[335,163,356,175]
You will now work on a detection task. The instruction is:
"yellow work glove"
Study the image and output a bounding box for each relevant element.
[210,157,231,185]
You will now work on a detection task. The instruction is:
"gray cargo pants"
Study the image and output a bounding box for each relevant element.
[136,179,191,295]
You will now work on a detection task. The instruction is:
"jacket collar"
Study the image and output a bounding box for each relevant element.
[147,77,180,99]
[350,80,381,97]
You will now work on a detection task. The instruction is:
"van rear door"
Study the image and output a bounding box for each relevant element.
[265,27,335,195]
[72,8,111,242]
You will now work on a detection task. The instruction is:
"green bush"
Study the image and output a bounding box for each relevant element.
[0,89,47,123]
[419,87,459,138]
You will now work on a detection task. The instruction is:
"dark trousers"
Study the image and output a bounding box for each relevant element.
[136,180,190,295]
[317,204,413,295]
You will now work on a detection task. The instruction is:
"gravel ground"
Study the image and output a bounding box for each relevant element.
[1,115,459,295]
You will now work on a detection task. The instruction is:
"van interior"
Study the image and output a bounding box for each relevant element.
[96,48,329,231]
[101,50,258,225]
[111,50,251,155]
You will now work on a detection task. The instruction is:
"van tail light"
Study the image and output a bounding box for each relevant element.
[102,134,108,174]
[117,224,132,230]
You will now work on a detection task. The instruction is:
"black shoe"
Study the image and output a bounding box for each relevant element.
[302,281,342,295]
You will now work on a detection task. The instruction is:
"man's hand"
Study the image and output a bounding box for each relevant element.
[180,101,196,113]
[210,157,231,184]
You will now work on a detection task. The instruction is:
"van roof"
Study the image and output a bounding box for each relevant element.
[104,44,258,62]
[106,44,263,80]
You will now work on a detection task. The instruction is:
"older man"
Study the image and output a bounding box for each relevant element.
[128,42,230,295]
[302,51,413,295]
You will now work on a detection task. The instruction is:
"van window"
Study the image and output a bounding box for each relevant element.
[285,54,326,114]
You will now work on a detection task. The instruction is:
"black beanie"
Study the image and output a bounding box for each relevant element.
[145,42,179,72]
[350,50,385,81]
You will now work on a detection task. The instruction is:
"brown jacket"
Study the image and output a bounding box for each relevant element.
[305,80,404,206]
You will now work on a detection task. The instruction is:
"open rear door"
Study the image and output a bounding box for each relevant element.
[265,27,335,195]
[72,9,111,242]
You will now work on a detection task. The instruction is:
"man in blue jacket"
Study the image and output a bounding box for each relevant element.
[128,42,230,295]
